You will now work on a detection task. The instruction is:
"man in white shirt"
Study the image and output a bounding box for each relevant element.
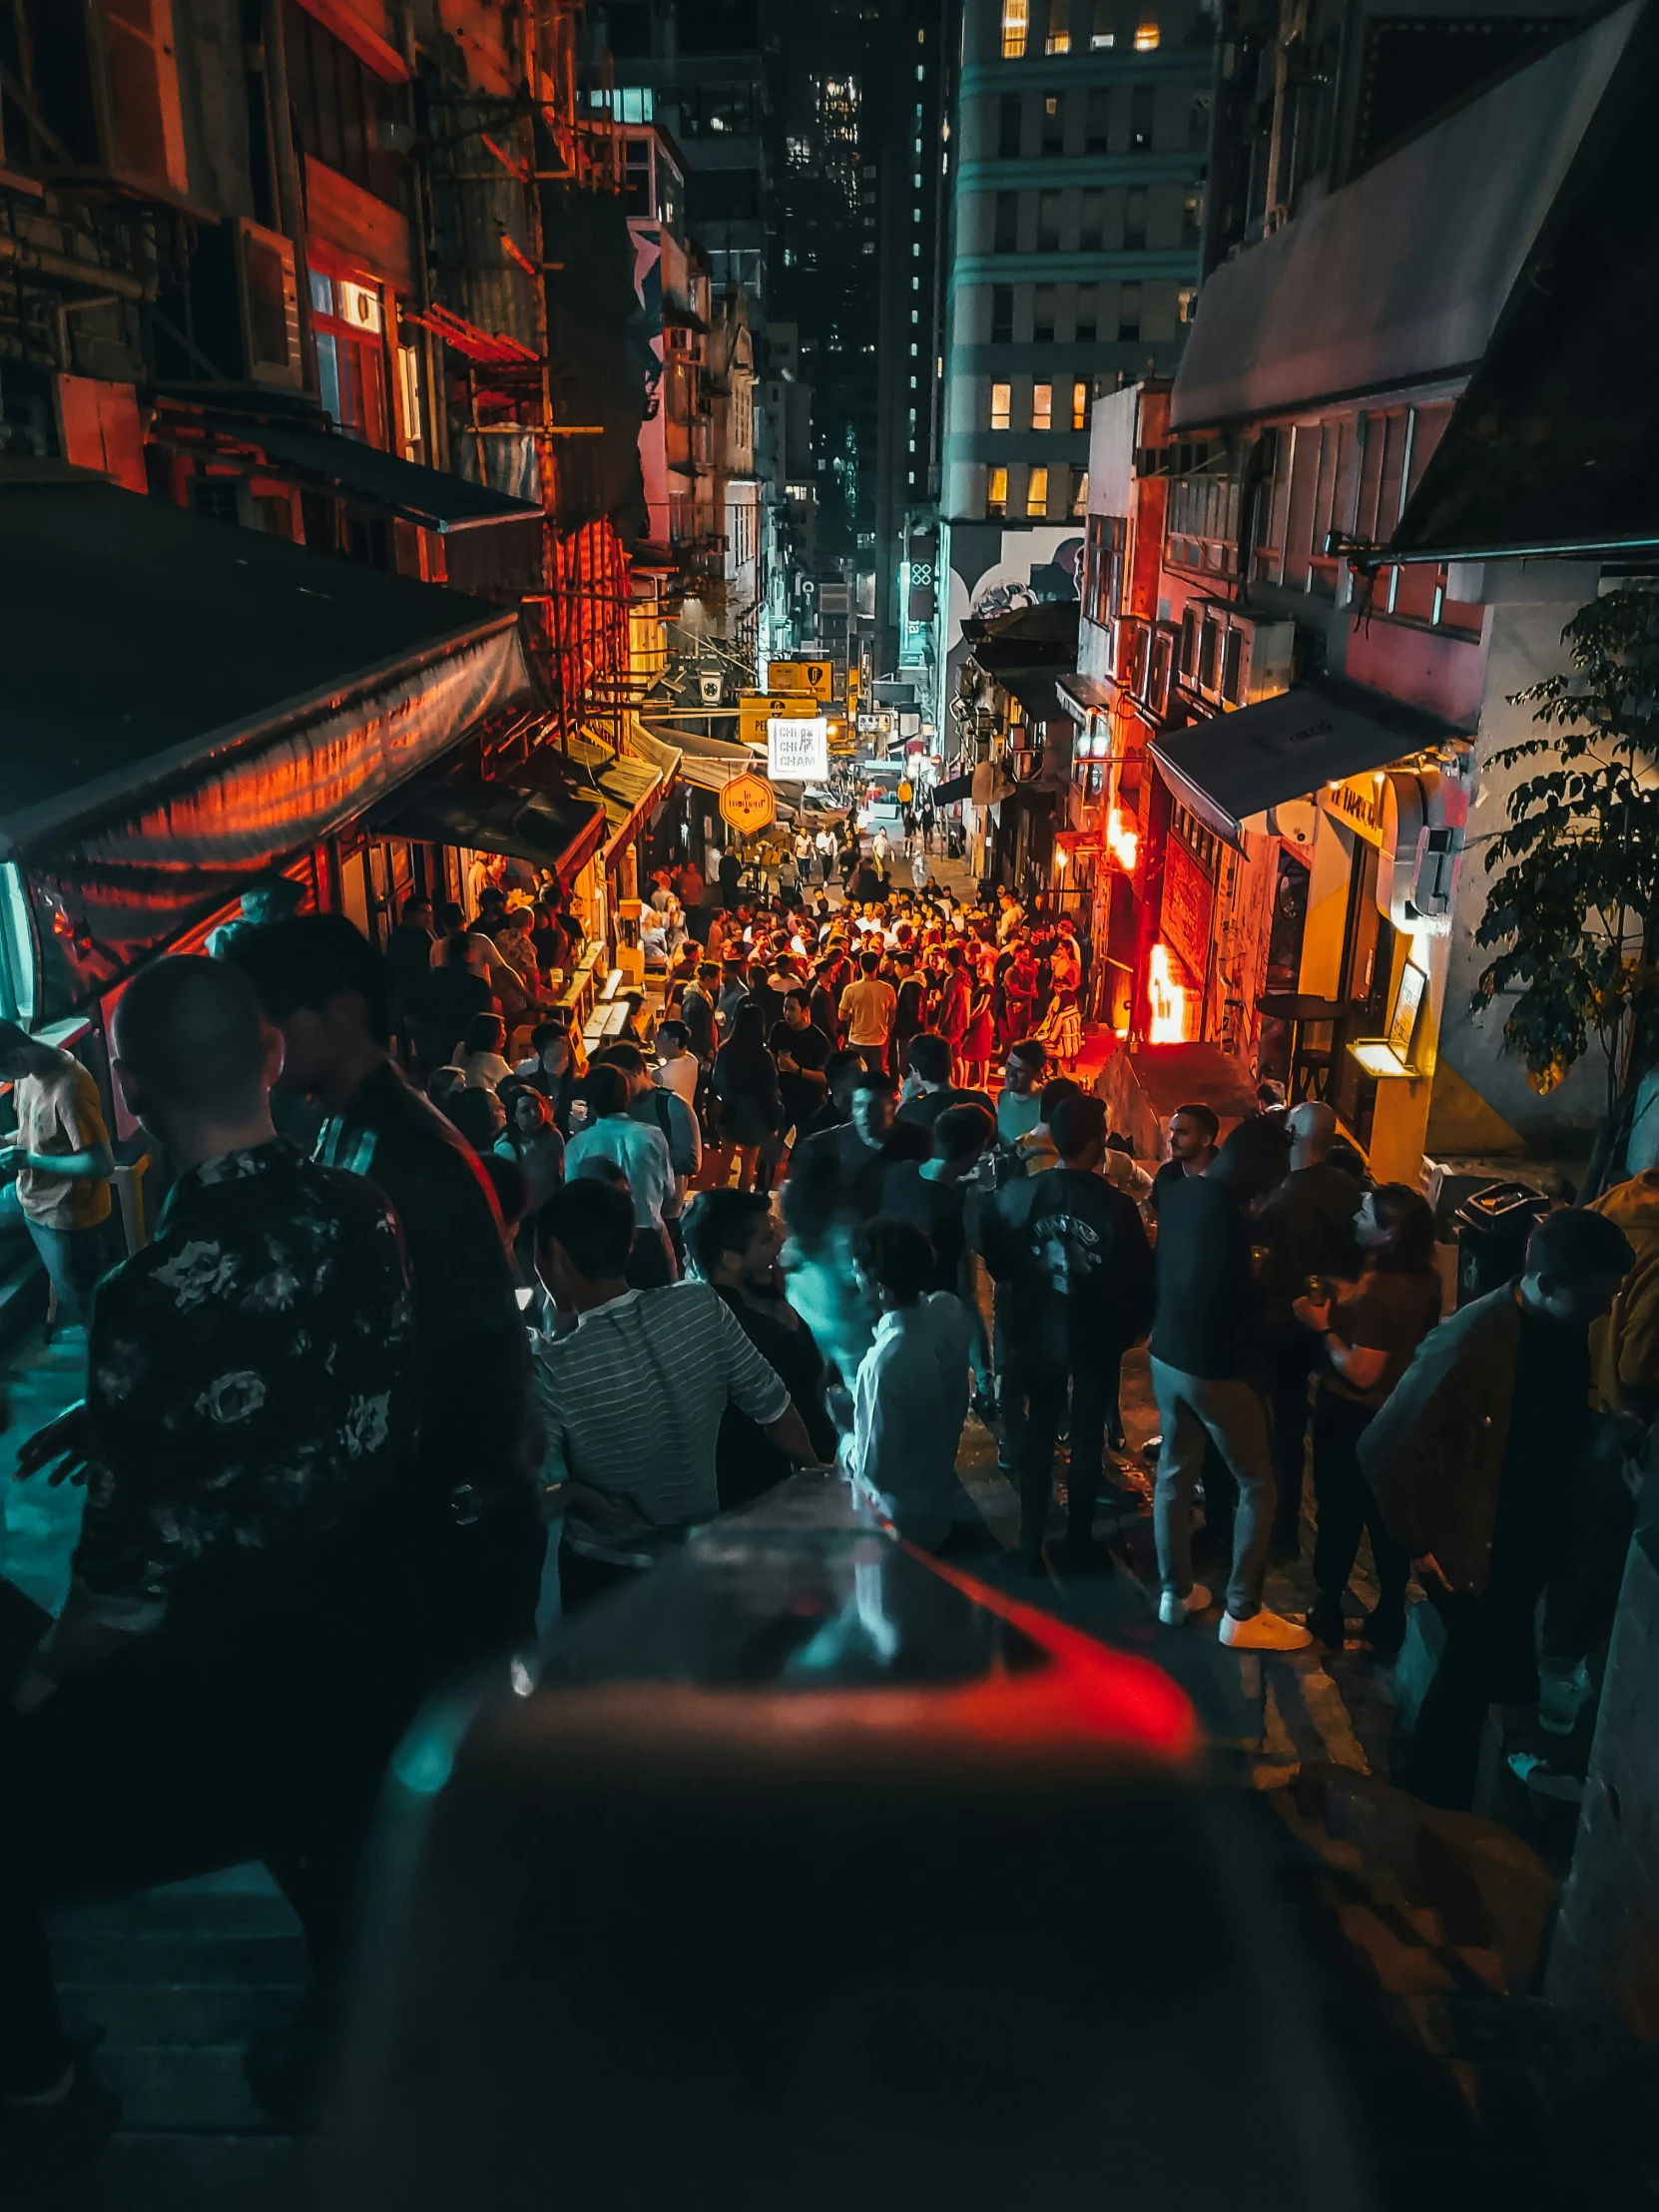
[842,1216,972,1551]
[563,1064,675,1234]
[532,1180,820,1610]
[654,1020,701,1106]
[837,950,897,1072]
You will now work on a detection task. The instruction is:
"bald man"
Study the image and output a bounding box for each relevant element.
[1257,1099,1366,1557]
[1,955,421,2151]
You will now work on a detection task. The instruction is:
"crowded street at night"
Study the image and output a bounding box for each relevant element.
[3,0,1659,2204]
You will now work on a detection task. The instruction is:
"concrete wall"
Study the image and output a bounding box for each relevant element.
[1547,1528,1659,2037]
[1430,573,1611,1162]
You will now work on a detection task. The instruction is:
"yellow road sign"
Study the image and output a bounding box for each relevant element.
[739,692,817,747]
[767,660,833,702]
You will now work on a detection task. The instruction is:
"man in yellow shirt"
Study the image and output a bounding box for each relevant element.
[0,1024,114,1332]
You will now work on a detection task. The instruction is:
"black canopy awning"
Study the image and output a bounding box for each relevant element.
[367,764,606,883]
[931,772,973,804]
[0,471,535,1013]
[175,410,545,534]
[1148,679,1464,847]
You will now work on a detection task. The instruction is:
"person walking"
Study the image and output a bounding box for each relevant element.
[226,915,542,1668]
[844,1217,974,1551]
[565,1063,678,1271]
[1359,1205,1633,1809]
[0,1024,115,1336]
[1148,1115,1312,1649]
[709,1000,783,1194]
[531,1180,822,1610]
[977,1094,1153,1573]
[683,1188,835,1508]
[3,955,419,2160]
[1293,1184,1441,1657]
[838,950,897,1073]
[1256,1101,1365,1559]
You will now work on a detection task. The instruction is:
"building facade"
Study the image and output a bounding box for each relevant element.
[933,0,1216,748]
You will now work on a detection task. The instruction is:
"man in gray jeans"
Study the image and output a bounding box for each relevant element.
[1149,1117,1311,1651]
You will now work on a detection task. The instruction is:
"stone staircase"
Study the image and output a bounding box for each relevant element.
[23,1868,306,2211]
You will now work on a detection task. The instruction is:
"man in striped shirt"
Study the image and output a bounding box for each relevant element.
[532,1180,823,1611]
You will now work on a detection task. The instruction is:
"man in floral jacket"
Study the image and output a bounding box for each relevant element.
[1,954,419,2164]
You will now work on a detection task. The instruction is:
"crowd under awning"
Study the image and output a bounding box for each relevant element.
[1,470,536,1013]
[1148,678,1464,848]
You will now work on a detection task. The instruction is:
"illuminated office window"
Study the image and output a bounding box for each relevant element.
[990,381,1012,429]
[1072,379,1089,431]
[987,464,1009,516]
[1032,381,1052,431]
[1027,465,1049,517]
[1002,0,1029,58]
[1046,0,1070,53]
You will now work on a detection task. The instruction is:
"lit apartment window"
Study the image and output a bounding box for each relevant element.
[1091,0,1114,45]
[1046,0,1070,54]
[1027,465,1049,517]
[1032,381,1052,430]
[987,465,1009,517]
[1178,285,1198,323]
[1002,0,1029,57]
[1135,17,1160,46]
[990,381,1012,429]
[1072,378,1089,430]
[1070,467,1089,516]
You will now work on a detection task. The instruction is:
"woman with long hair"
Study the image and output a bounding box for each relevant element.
[710,999,783,1194]
[1295,1183,1443,1658]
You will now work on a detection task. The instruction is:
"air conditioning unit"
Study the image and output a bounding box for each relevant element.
[1192,606,1294,710]
[190,219,301,388]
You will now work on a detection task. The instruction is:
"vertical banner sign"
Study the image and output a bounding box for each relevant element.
[767,718,830,781]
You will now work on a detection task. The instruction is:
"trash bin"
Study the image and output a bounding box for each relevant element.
[1452,1181,1552,1307]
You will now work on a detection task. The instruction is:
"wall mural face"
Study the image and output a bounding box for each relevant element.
[939,522,1086,744]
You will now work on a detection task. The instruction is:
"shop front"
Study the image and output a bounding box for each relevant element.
[1145,676,1473,1182]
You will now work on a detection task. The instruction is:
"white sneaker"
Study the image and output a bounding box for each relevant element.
[1219,1607,1313,1652]
[1158,1583,1214,1626]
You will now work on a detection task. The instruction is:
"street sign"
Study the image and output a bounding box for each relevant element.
[768,717,830,781]
[719,771,777,835]
[739,692,817,747]
[767,659,832,701]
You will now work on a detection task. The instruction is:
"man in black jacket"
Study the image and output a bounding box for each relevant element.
[228,917,542,1675]
[1360,1205,1632,1808]
[977,1094,1152,1574]
[895,1031,995,1133]
[1148,1116,1311,1649]
[1256,1101,1363,1558]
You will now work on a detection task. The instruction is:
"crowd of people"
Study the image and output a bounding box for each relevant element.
[0,814,1655,2170]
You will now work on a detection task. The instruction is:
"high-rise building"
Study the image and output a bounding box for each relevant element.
[871,0,960,689]
[934,0,1216,728]
[584,1,770,304]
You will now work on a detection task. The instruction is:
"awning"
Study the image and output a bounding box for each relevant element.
[932,772,974,804]
[365,765,605,884]
[516,733,663,864]
[998,669,1068,728]
[1148,679,1464,848]
[1055,673,1118,724]
[3,473,535,1012]
[1169,3,1640,429]
[177,410,546,534]
[626,718,684,789]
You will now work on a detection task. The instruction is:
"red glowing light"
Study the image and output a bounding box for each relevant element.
[1148,943,1188,1043]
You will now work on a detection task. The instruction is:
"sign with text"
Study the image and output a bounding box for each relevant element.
[719,771,777,835]
[767,716,829,781]
[766,659,832,701]
[739,692,817,748]
[1321,773,1386,847]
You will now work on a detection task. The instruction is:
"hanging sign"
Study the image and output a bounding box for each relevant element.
[767,659,833,701]
[719,771,778,835]
[767,717,829,781]
[740,692,817,747]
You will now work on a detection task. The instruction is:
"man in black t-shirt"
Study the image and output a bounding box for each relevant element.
[977,1095,1152,1575]
[1146,1100,1219,1218]
[895,1032,996,1135]
[881,1102,995,1297]
[769,989,832,1138]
